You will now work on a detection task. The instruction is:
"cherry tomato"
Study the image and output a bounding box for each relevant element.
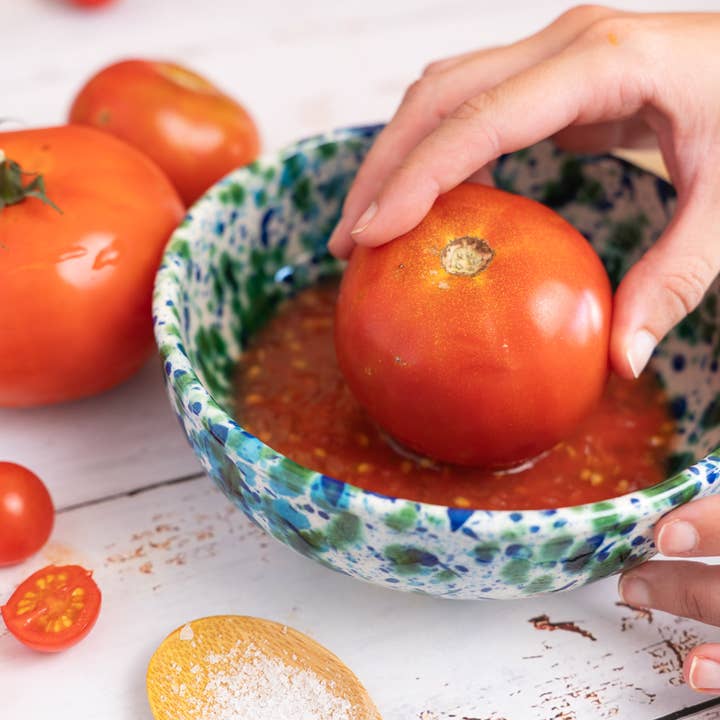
[1,565,101,652]
[0,125,184,407]
[69,0,116,7]
[69,59,261,206]
[335,183,612,468]
[0,463,54,566]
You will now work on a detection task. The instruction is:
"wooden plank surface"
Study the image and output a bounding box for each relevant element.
[1,1,718,718]
[0,360,200,510]
[1,477,719,720]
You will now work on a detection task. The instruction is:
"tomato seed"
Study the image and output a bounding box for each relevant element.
[247,365,262,379]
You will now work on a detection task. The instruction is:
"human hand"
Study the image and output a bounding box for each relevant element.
[327,6,720,380]
[619,496,720,693]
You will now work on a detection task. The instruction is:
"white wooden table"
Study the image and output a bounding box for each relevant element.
[3,1,720,718]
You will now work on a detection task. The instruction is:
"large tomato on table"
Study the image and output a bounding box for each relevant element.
[0,125,184,407]
[335,183,612,468]
[68,59,261,206]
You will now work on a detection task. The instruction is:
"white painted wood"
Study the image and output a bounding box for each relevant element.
[3,0,720,152]
[0,360,201,510]
[0,0,717,506]
[1,478,718,720]
[2,2,720,718]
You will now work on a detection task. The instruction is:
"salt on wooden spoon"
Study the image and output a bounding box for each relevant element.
[146,614,382,720]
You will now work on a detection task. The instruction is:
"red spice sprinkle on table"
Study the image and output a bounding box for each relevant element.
[529,614,597,642]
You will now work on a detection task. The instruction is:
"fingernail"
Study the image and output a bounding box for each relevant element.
[626,329,657,378]
[657,520,699,555]
[350,202,377,236]
[689,656,720,691]
[619,575,652,608]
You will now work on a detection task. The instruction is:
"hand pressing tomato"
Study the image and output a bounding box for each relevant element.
[69,59,261,206]
[335,183,612,468]
[0,463,54,566]
[2,565,101,652]
[0,125,184,407]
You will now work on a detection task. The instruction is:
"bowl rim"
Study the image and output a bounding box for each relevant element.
[153,123,719,524]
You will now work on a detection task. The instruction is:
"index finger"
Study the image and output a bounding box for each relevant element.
[351,31,649,248]
[327,5,620,257]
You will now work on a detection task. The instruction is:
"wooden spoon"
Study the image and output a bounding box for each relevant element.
[146,614,382,720]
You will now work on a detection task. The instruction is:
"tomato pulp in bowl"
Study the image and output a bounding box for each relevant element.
[153,125,720,600]
[234,278,675,511]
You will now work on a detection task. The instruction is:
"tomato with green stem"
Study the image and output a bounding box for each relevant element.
[0,125,184,407]
[2,565,101,652]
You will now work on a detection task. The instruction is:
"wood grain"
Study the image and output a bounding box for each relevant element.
[0,2,712,719]
[1,477,718,719]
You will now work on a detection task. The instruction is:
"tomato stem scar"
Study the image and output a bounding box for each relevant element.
[441,236,494,276]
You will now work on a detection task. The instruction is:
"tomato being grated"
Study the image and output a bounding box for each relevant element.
[234,280,675,511]
[2,564,101,652]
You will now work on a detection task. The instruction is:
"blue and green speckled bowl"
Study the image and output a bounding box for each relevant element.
[153,125,720,600]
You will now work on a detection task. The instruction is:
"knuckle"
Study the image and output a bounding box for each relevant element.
[401,76,450,123]
[558,4,614,28]
[678,583,709,622]
[671,567,720,625]
[393,158,441,199]
[448,93,502,159]
[402,77,435,105]
[579,14,653,58]
[404,73,484,126]
[421,60,445,77]
[401,79,423,106]
[660,255,715,318]
[450,90,495,121]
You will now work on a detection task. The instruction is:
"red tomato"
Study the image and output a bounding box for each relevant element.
[335,183,612,468]
[0,463,54,566]
[0,125,184,407]
[69,0,116,6]
[1,565,101,652]
[69,59,261,206]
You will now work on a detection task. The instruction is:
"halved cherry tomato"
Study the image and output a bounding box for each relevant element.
[69,59,260,205]
[2,565,101,652]
[0,463,54,566]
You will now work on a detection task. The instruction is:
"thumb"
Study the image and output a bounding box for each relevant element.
[611,194,720,379]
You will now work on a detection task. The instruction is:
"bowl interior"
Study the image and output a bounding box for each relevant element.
[171,126,720,485]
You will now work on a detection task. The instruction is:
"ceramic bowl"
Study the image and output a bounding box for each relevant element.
[153,125,720,600]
